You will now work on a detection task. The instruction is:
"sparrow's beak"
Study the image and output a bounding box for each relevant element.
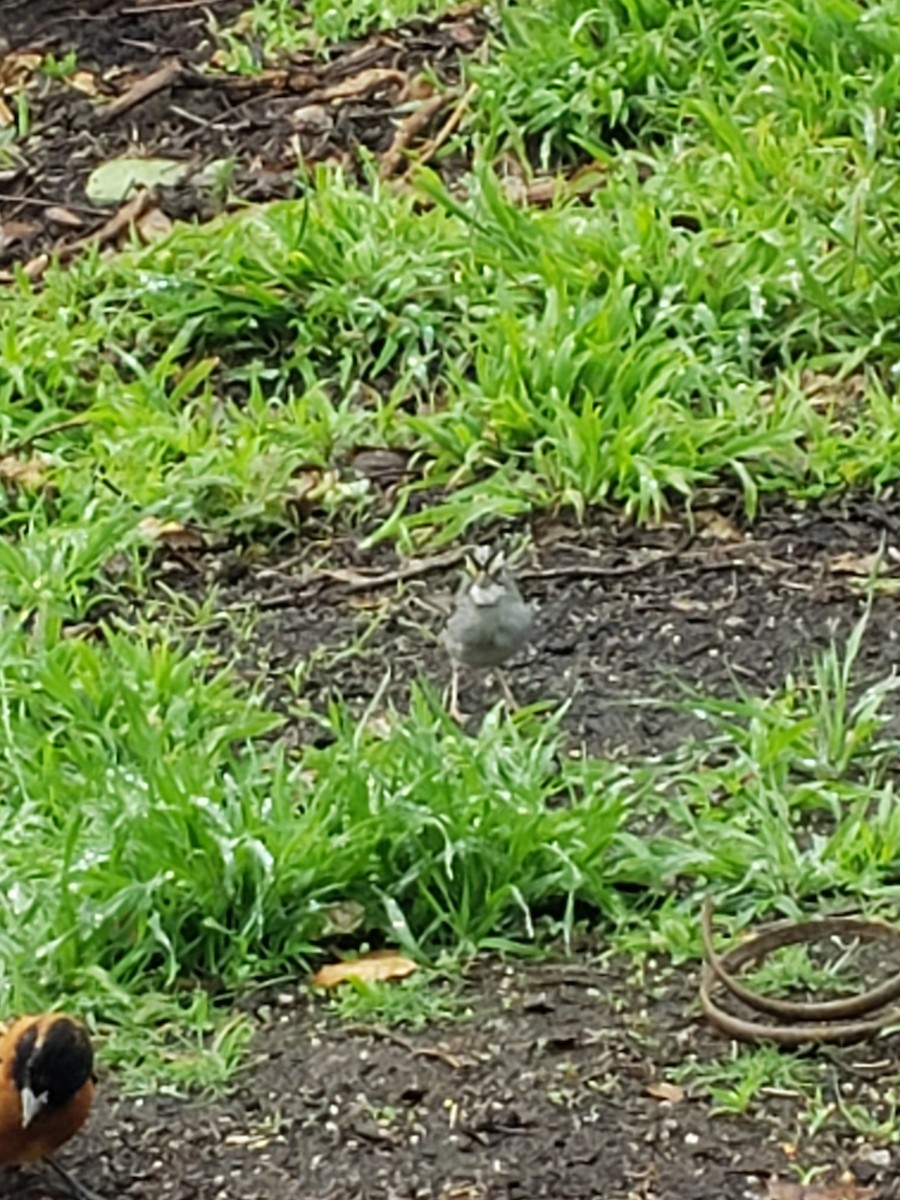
[20,1085,49,1129]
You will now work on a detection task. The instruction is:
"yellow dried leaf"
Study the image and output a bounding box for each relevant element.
[0,52,42,92]
[829,552,883,576]
[137,516,206,550]
[45,205,86,229]
[0,97,13,127]
[136,206,174,243]
[0,452,53,489]
[646,1080,685,1104]
[695,510,742,541]
[68,70,99,96]
[312,950,417,989]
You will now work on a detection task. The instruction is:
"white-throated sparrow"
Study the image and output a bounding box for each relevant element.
[442,545,533,721]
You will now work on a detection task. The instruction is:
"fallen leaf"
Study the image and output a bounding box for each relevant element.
[137,516,206,550]
[0,52,42,92]
[319,901,366,936]
[312,950,417,989]
[22,253,49,281]
[695,510,742,541]
[68,70,99,96]
[349,446,411,485]
[0,97,13,127]
[829,552,883,576]
[0,452,53,489]
[766,1175,875,1200]
[135,206,174,243]
[646,1080,685,1104]
[0,220,39,249]
[45,205,86,229]
[85,156,190,206]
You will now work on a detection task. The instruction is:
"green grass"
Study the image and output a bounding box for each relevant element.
[211,0,462,67]
[3,0,900,1109]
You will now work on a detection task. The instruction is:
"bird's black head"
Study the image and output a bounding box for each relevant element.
[12,1017,94,1117]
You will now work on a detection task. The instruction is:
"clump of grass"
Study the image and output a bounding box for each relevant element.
[4,156,900,546]
[211,0,461,70]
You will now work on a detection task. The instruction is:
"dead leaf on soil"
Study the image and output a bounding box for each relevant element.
[0,52,42,93]
[135,206,174,243]
[85,156,190,206]
[695,509,742,541]
[0,452,53,490]
[312,950,418,989]
[319,901,366,936]
[0,97,13,127]
[828,551,885,576]
[0,220,39,250]
[286,465,370,521]
[137,516,206,550]
[349,446,412,485]
[44,205,86,229]
[765,1175,875,1200]
[68,70,100,97]
[646,1080,685,1104]
[800,369,866,413]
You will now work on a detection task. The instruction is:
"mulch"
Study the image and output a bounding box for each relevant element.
[0,0,487,275]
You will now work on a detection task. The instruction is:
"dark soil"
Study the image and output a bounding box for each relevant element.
[7,959,900,1200]
[0,0,485,273]
[151,493,900,759]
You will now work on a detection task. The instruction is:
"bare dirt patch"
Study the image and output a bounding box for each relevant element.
[147,495,900,758]
[7,958,900,1200]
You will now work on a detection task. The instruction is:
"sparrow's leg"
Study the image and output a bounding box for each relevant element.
[494,668,520,713]
[446,662,468,724]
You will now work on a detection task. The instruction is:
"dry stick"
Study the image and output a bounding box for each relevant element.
[519,533,696,581]
[62,188,156,259]
[1,415,92,459]
[312,545,468,593]
[379,91,451,180]
[21,189,157,282]
[398,81,479,182]
[98,58,183,123]
[0,193,108,214]
[120,0,233,11]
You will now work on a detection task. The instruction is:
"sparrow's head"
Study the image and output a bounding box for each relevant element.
[467,544,507,583]
[464,545,512,605]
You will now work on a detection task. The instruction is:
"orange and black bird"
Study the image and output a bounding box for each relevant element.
[0,1014,100,1200]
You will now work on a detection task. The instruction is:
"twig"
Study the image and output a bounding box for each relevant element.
[1,415,91,458]
[399,81,478,181]
[98,59,183,123]
[293,546,468,594]
[0,193,108,215]
[19,189,158,283]
[121,0,233,11]
[346,1022,470,1069]
[520,534,695,581]
[379,91,451,179]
